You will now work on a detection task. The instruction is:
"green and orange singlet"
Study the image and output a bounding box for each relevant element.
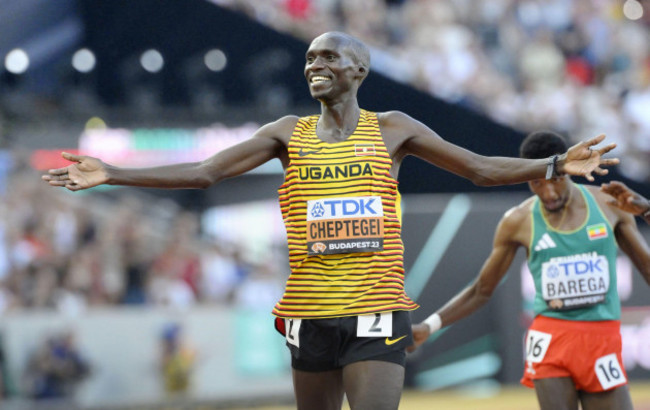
[272,110,418,319]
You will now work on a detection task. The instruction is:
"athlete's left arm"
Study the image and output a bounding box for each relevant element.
[612,209,650,286]
[378,111,618,185]
[601,181,650,224]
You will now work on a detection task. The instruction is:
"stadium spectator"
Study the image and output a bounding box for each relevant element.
[23,330,91,400]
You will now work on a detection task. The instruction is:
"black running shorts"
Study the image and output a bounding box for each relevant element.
[277,310,413,372]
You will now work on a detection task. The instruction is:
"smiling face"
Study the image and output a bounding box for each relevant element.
[304,32,369,102]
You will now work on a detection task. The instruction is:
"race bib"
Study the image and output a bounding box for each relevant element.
[541,252,609,310]
[357,312,392,337]
[306,196,384,255]
[594,353,626,390]
[284,318,302,348]
[525,329,552,363]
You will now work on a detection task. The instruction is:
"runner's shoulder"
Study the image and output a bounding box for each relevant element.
[376,110,416,127]
[256,115,302,145]
[502,197,535,228]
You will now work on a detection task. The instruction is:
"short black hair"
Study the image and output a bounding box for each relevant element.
[519,131,568,159]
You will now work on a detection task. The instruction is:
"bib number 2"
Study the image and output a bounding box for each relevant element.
[285,318,302,348]
[357,312,392,337]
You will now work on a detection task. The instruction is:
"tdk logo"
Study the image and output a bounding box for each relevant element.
[311,202,325,218]
[307,196,384,220]
[546,264,560,279]
[547,259,604,277]
[322,199,377,216]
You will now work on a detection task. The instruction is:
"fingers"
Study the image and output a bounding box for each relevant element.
[44,153,81,177]
[584,172,594,182]
[61,152,82,162]
[44,179,68,187]
[586,134,606,146]
[43,177,81,191]
[593,167,609,176]
[42,172,70,182]
[604,181,627,190]
[41,152,90,191]
[600,158,619,166]
[597,143,617,155]
[47,166,70,176]
[600,182,617,194]
[42,168,79,189]
[601,185,623,203]
[66,183,83,192]
[601,181,629,198]
[607,198,629,208]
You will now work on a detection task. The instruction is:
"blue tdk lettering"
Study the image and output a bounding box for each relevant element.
[361,198,376,214]
[559,259,603,276]
[324,200,341,215]
[343,200,359,215]
[323,198,377,216]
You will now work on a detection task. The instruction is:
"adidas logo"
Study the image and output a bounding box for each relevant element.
[534,233,557,251]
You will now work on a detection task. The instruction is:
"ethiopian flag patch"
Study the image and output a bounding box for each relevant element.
[587,223,608,240]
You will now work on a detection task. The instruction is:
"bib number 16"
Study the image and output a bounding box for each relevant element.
[525,330,552,363]
[595,353,626,390]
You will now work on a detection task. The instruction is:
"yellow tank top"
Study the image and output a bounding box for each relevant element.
[272,110,419,318]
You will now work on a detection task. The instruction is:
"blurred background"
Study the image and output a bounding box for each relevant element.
[0,0,649,409]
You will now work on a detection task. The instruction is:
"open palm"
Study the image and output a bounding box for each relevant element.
[563,134,618,181]
[41,152,108,191]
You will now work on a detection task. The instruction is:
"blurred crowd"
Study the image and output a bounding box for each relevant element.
[217,0,650,181]
[0,161,286,317]
[22,330,91,400]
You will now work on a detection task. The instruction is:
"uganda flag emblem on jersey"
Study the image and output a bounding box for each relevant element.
[355,144,375,156]
[587,223,608,240]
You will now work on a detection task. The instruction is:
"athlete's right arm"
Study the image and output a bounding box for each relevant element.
[410,205,527,350]
[42,116,298,192]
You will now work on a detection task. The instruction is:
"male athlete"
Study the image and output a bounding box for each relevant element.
[411,131,650,410]
[43,33,618,410]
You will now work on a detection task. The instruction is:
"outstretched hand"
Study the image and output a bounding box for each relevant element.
[41,152,108,191]
[406,323,431,353]
[601,181,650,216]
[562,134,619,182]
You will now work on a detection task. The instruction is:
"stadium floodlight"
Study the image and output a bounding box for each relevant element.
[623,0,644,20]
[5,49,29,74]
[140,49,164,73]
[204,49,227,72]
[72,48,97,73]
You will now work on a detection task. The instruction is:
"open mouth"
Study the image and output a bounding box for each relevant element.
[310,75,331,84]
